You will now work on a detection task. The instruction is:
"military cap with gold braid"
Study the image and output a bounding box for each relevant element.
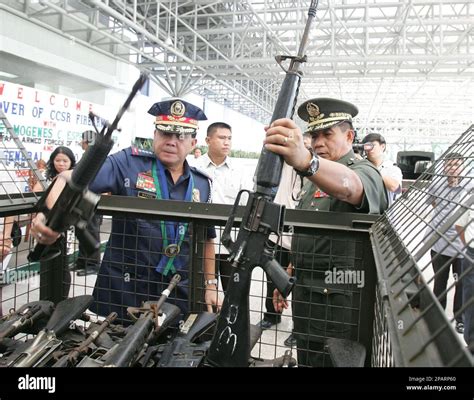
[298,97,358,134]
[148,98,207,137]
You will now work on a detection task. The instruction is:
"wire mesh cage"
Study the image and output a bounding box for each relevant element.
[0,116,472,369]
[371,124,473,367]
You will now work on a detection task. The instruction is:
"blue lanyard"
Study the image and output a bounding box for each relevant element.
[152,159,194,275]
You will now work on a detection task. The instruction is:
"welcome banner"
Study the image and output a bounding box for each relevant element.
[0,80,118,192]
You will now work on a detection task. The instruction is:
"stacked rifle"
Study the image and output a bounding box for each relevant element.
[0,273,295,368]
[0,274,191,368]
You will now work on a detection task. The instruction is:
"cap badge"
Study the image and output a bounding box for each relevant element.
[171,101,185,117]
[307,102,320,118]
[306,102,324,122]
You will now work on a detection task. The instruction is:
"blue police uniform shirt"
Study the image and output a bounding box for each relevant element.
[88,146,215,322]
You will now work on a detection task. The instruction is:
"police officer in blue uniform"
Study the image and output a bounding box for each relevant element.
[265,98,388,366]
[31,99,222,323]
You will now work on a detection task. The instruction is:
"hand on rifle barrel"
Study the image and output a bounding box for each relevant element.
[264,118,312,172]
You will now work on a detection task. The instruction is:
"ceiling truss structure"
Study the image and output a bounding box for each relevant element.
[1,0,472,140]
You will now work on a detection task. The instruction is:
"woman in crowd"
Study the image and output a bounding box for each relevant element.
[33,146,77,297]
[33,147,76,191]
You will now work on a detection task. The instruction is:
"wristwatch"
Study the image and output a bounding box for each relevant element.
[205,278,218,286]
[294,148,319,177]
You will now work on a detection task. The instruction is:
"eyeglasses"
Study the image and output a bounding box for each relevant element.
[155,127,195,141]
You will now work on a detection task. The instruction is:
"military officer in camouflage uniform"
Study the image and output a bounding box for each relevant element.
[31,99,222,323]
[265,98,388,367]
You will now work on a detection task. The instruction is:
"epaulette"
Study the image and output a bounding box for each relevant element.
[130,146,154,157]
[190,166,212,181]
[131,137,155,157]
[190,166,213,202]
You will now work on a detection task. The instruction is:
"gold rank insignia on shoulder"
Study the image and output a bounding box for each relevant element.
[171,100,185,117]
[192,188,200,202]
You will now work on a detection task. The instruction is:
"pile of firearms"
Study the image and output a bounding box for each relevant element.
[0,273,294,368]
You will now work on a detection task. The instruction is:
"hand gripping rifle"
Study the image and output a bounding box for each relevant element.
[206,0,319,367]
[28,73,148,262]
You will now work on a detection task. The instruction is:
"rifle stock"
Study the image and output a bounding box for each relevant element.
[207,0,319,367]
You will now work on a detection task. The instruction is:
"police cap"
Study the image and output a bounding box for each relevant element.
[148,99,207,137]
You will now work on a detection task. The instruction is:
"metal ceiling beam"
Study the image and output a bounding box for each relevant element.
[0,0,471,139]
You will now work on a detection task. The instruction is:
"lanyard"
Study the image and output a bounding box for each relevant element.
[152,159,194,275]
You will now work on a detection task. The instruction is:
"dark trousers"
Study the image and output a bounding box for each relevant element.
[430,250,463,323]
[462,247,474,353]
[76,215,101,269]
[263,245,291,323]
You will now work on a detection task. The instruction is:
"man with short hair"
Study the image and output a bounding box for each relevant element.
[425,153,467,335]
[196,122,251,291]
[266,97,388,367]
[31,99,222,322]
[362,133,402,206]
[456,193,473,353]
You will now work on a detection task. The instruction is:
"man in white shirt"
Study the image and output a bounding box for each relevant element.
[456,192,473,353]
[424,153,468,334]
[362,133,402,207]
[196,122,252,291]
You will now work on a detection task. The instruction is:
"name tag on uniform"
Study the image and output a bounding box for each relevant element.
[136,172,156,193]
[137,191,155,199]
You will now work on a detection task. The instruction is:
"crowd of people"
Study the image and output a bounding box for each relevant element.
[0,94,471,364]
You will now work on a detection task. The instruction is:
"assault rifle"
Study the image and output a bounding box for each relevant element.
[207,0,319,367]
[52,311,118,367]
[9,295,93,367]
[28,73,148,262]
[156,312,217,367]
[0,300,54,340]
[76,275,181,367]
